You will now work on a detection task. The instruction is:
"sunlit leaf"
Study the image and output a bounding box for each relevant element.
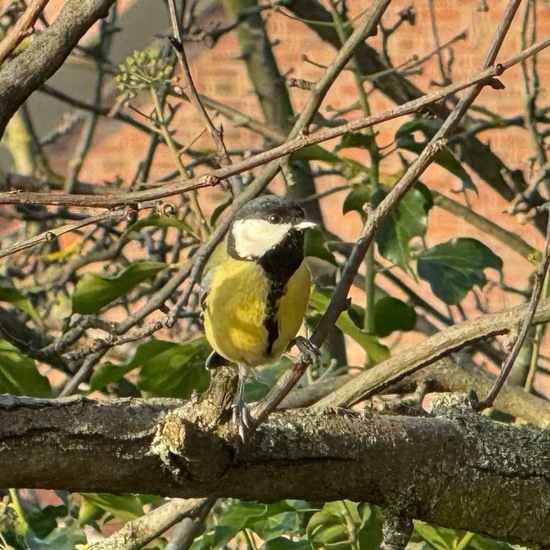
[0,286,43,327]
[121,213,194,240]
[72,261,166,314]
[0,340,51,397]
[137,338,211,398]
[376,183,433,274]
[80,494,156,521]
[414,520,464,550]
[305,228,337,266]
[309,290,389,363]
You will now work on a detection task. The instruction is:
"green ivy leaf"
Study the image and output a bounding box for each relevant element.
[336,132,375,151]
[376,183,433,274]
[137,338,211,398]
[417,238,503,305]
[264,537,313,549]
[374,297,417,337]
[395,118,477,193]
[121,213,194,240]
[0,286,43,327]
[90,339,176,391]
[307,502,364,549]
[305,228,337,266]
[309,290,389,364]
[343,184,371,215]
[71,261,166,314]
[292,144,342,164]
[0,340,51,397]
[470,533,517,550]
[292,145,369,181]
[414,521,465,550]
[80,494,155,521]
[211,502,268,547]
[252,511,302,542]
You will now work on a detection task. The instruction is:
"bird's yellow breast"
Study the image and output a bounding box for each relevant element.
[203,250,311,366]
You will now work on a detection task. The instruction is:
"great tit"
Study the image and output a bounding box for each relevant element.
[201,195,316,431]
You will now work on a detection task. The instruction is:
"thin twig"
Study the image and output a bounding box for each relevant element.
[166,0,230,167]
[250,0,525,427]
[0,209,134,261]
[1,35,548,210]
[481,203,550,408]
[0,0,49,65]
[89,498,212,550]
[317,296,550,409]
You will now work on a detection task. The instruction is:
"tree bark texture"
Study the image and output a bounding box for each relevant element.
[1,391,549,547]
[0,0,116,138]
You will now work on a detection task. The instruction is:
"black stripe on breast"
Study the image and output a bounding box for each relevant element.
[264,280,286,356]
[260,230,305,356]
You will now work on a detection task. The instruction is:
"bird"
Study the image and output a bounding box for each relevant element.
[201,195,316,435]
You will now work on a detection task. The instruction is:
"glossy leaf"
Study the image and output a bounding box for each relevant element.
[0,340,51,397]
[395,118,477,193]
[137,338,211,398]
[376,183,433,274]
[72,261,166,314]
[336,132,375,151]
[264,538,313,550]
[0,286,43,327]
[122,213,194,240]
[305,228,337,266]
[90,339,177,391]
[417,238,503,305]
[374,297,417,337]
[309,290,389,363]
[80,494,157,521]
[414,521,465,550]
[343,184,371,215]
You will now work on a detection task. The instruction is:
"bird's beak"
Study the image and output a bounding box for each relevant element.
[293,221,317,231]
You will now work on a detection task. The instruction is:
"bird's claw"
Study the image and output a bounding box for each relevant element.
[232,401,251,441]
[294,336,320,362]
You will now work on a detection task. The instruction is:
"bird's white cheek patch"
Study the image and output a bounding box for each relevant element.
[233,219,292,259]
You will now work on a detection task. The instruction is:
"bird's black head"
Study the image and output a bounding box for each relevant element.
[227,195,315,279]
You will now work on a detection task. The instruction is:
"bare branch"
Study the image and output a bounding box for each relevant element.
[1,36,548,210]
[0,0,116,138]
[0,0,50,65]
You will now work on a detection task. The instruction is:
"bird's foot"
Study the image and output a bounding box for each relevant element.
[232,363,252,441]
[294,336,320,362]
[231,400,251,441]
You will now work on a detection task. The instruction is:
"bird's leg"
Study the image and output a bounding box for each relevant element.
[232,363,251,440]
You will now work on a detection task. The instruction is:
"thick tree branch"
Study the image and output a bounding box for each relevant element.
[317,296,550,409]
[1,393,550,547]
[0,0,116,138]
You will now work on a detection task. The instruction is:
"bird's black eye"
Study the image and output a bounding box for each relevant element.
[268,214,283,224]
